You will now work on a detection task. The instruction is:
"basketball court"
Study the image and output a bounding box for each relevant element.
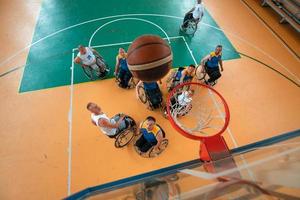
[0,0,299,199]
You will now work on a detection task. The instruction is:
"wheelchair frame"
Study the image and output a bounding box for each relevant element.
[113,116,138,148]
[195,64,217,86]
[181,19,198,36]
[115,75,138,89]
[134,124,169,158]
[137,85,164,111]
[82,54,110,81]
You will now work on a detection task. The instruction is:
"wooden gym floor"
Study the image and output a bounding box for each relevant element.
[0,0,299,199]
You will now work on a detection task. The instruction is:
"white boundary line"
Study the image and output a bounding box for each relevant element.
[88,17,171,47]
[72,36,183,51]
[181,36,256,181]
[239,0,300,61]
[180,145,300,180]
[181,36,239,147]
[1,13,298,85]
[67,51,75,195]
[67,28,183,196]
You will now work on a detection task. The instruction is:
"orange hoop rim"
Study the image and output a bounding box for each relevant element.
[166,82,230,141]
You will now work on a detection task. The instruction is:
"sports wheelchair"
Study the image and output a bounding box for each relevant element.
[195,64,219,86]
[115,72,137,89]
[134,124,169,158]
[137,84,164,111]
[81,51,110,80]
[108,114,138,148]
[181,19,198,35]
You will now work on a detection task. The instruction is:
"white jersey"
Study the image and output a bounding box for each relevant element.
[91,113,117,136]
[193,3,204,20]
[77,47,96,66]
[178,91,192,106]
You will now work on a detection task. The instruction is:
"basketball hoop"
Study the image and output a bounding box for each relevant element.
[166,82,231,161]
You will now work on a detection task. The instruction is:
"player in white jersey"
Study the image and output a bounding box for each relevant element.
[74,45,107,77]
[87,102,127,137]
[181,0,204,30]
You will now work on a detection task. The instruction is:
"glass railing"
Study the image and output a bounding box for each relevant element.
[65,129,300,200]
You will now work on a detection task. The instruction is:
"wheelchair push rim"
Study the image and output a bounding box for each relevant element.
[82,66,95,80]
[184,20,197,35]
[149,139,169,157]
[137,85,148,104]
[115,129,135,148]
[114,116,137,148]
[195,65,206,80]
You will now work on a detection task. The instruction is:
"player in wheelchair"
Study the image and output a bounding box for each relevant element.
[134,116,168,157]
[136,80,164,110]
[74,45,109,80]
[166,64,195,92]
[114,48,136,89]
[197,45,223,86]
[180,0,204,35]
[164,90,194,118]
[87,102,137,148]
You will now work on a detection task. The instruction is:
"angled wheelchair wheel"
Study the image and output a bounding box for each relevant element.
[185,20,197,35]
[96,57,110,79]
[148,139,169,158]
[137,85,147,104]
[195,65,206,80]
[82,66,95,80]
[115,129,135,148]
[128,77,138,89]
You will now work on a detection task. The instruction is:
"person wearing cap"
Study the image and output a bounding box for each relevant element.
[114,48,133,88]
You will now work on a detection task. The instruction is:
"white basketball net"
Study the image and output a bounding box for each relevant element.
[168,83,228,138]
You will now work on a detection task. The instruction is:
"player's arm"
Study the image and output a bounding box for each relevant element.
[180,70,187,83]
[155,131,163,149]
[98,118,121,129]
[219,59,224,72]
[115,56,120,75]
[136,80,143,99]
[91,120,97,126]
[187,7,195,14]
[201,54,210,66]
[74,56,81,64]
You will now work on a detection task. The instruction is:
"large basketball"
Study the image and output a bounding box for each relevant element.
[127,35,172,82]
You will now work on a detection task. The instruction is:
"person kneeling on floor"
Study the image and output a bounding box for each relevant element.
[135,116,163,153]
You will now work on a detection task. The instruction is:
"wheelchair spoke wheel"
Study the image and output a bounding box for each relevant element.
[82,66,95,80]
[128,77,138,89]
[115,129,134,148]
[137,85,147,104]
[185,21,197,35]
[96,57,109,79]
[195,65,206,80]
[149,139,169,158]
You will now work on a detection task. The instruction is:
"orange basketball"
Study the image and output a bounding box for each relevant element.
[127,35,172,82]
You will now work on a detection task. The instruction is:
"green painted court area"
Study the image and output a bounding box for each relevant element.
[19,0,240,93]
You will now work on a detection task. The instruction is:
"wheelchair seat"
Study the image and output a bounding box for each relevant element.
[116,69,134,89]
